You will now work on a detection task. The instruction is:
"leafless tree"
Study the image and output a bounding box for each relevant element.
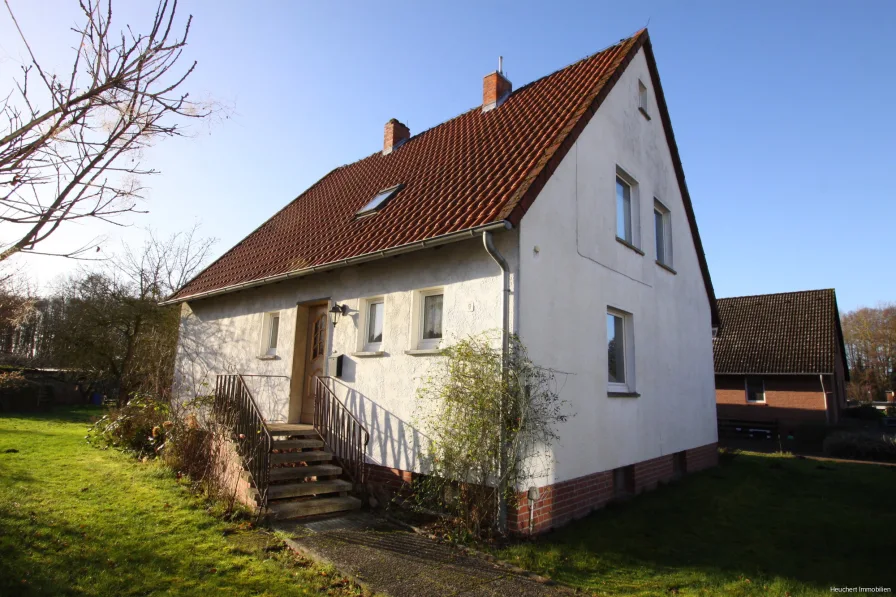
[0,0,213,261]
[24,225,216,403]
[843,304,896,402]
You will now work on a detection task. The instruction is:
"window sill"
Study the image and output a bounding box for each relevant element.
[656,261,677,275]
[405,348,443,356]
[608,391,640,398]
[638,106,651,121]
[256,355,279,361]
[351,350,386,358]
[615,237,644,256]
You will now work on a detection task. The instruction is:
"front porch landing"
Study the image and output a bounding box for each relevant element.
[267,423,315,435]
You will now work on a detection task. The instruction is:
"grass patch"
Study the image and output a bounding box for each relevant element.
[498,452,896,596]
[0,407,369,596]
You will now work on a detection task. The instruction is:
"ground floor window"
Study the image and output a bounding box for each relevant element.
[607,308,634,393]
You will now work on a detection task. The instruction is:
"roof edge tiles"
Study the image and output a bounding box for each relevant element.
[160,221,511,306]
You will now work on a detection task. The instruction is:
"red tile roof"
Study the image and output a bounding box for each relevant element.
[168,29,718,324]
[714,289,848,375]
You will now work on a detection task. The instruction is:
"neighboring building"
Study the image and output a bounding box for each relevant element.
[714,289,849,432]
[166,29,719,533]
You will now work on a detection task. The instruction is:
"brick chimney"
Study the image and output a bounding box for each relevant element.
[383,118,410,155]
[483,57,512,112]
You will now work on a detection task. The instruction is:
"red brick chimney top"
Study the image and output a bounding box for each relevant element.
[383,119,410,155]
[483,67,512,112]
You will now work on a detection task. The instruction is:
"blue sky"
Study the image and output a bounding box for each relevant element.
[2,1,894,312]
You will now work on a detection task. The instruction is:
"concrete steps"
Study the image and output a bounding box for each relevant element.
[269,464,342,481]
[272,438,324,450]
[268,423,316,437]
[269,496,362,520]
[271,450,333,465]
[268,479,352,500]
[260,423,360,521]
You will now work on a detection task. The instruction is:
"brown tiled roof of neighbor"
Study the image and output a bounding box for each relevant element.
[713,289,847,375]
[167,29,718,324]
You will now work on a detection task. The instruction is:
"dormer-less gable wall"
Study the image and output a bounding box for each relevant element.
[518,47,717,485]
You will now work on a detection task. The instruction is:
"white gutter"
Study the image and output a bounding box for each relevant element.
[160,220,513,306]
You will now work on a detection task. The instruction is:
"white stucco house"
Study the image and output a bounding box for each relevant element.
[166,28,720,532]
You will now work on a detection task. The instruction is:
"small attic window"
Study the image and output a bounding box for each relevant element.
[638,80,650,120]
[356,184,403,217]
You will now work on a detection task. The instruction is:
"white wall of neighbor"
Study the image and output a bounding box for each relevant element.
[174,232,519,474]
[517,47,718,488]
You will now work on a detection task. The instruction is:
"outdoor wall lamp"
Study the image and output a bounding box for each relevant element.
[329,303,348,326]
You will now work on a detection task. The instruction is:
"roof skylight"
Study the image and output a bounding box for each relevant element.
[356,184,403,217]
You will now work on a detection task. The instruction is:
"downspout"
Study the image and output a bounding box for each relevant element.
[820,374,830,425]
[483,231,511,365]
[483,230,511,532]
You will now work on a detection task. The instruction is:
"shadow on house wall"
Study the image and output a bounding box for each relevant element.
[175,304,291,421]
[327,377,431,475]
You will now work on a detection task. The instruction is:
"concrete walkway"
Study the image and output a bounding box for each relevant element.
[274,513,569,597]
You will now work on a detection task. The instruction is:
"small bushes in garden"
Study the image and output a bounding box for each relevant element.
[87,394,171,456]
[87,391,251,516]
[413,332,571,539]
[822,430,896,462]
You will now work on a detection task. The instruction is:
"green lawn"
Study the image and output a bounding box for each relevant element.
[0,407,367,597]
[499,452,896,596]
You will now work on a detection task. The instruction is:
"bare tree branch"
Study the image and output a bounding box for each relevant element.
[0,0,217,261]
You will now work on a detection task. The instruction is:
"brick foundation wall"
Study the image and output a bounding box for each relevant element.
[507,469,614,534]
[365,442,719,535]
[685,442,719,472]
[366,463,418,491]
[634,453,676,493]
[508,441,718,535]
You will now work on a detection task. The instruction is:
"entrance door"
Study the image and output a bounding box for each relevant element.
[300,304,328,423]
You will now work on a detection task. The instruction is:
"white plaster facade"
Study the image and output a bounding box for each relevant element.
[175,231,518,474]
[173,46,716,488]
[516,48,717,486]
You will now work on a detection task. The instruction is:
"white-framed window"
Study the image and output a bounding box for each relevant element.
[638,79,649,115]
[746,377,765,403]
[607,308,635,393]
[416,289,444,350]
[616,177,632,242]
[362,297,384,351]
[654,199,672,267]
[261,311,280,356]
[615,167,640,248]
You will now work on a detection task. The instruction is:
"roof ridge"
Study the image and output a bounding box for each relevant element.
[719,288,836,302]
[346,31,646,166]
[509,30,644,97]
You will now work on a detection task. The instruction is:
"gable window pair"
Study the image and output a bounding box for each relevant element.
[615,169,672,268]
[361,289,444,353]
